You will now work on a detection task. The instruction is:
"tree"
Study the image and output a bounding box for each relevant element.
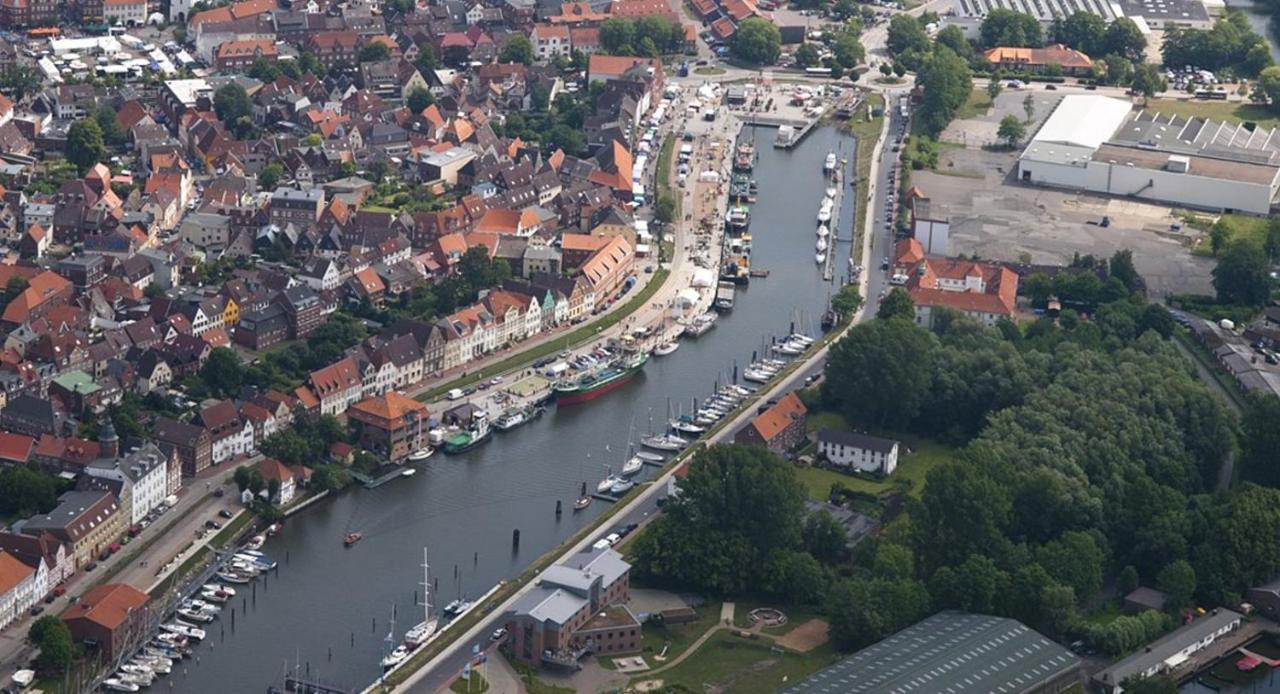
[1212,238,1271,306]
[407,87,434,113]
[1052,11,1106,55]
[916,46,973,136]
[655,194,675,224]
[0,64,41,101]
[214,83,253,125]
[795,43,821,68]
[833,30,865,69]
[1022,92,1035,122]
[93,107,125,146]
[987,74,1003,101]
[997,114,1026,148]
[936,25,974,62]
[1241,394,1280,486]
[980,8,1042,48]
[1156,559,1196,611]
[877,287,914,321]
[1118,565,1141,595]
[234,465,252,493]
[66,117,106,174]
[358,41,391,63]
[630,444,807,594]
[258,162,284,191]
[545,124,585,155]
[249,56,282,82]
[731,17,781,65]
[499,35,535,65]
[822,317,938,429]
[1110,249,1139,291]
[268,477,282,503]
[831,284,863,319]
[29,615,73,675]
[802,510,847,565]
[1130,63,1166,104]
[1259,65,1280,111]
[600,17,636,54]
[1104,17,1147,61]
[200,347,243,398]
[0,465,57,518]
[886,15,930,57]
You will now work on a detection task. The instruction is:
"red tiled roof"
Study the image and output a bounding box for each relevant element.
[63,583,147,630]
[0,432,33,464]
[749,391,806,442]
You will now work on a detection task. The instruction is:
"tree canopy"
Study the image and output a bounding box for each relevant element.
[979,8,1043,48]
[731,17,782,65]
[66,117,105,175]
[1212,238,1271,306]
[915,46,973,137]
[1161,12,1272,76]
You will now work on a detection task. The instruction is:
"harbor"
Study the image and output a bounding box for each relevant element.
[170,109,856,694]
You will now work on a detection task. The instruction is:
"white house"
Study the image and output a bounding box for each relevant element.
[211,419,256,465]
[0,551,35,631]
[85,444,172,526]
[817,430,899,475]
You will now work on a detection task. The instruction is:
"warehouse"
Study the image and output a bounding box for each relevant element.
[782,611,1082,694]
[1016,95,1280,215]
[947,0,1213,37]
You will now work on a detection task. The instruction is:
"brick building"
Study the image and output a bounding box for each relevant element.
[734,391,807,455]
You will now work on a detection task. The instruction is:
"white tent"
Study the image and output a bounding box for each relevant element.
[674,288,700,308]
[690,269,715,288]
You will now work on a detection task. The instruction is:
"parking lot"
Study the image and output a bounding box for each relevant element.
[914,89,1216,299]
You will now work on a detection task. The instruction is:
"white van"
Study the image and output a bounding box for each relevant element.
[447,388,464,400]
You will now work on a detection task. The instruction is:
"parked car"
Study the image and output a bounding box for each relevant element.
[218,509,234,519]
[205,520,222,530]
[491,627,507,641]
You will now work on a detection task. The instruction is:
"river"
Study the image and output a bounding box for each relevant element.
[1228,0,1280,62]
[177,124,856,693]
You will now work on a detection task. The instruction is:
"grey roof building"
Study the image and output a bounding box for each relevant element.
[1093,609,1243,692]
[783,611,1081,694]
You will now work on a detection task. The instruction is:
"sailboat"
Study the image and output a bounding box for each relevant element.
[574,481,592,510]
[380,606,408,669]
[597,465,622,494]
[403,549,438,650]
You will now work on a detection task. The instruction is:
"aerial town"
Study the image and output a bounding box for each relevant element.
[0,0,1276,689]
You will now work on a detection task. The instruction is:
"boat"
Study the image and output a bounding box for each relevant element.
[404,548,439,650]
[714,281,735,312]
[215,569,251,584]
[669,416,705,435]
[733,141,755,171]
[161,623,206,641]
[200,589,231,604]
[621,455,644,477]
[775,125,795,147]
[344,532,363,547]
[407,447,434,462]
[203,583,235,596]
[773,341,805,356]
[653,341,678,356]
[609,478,636,495]
[103,678,141,692]
[685,313,717,338]
[494,404,539,432]
[235,552,276,570]
[443,411,491,453]
[401,468,416,477]
[816,237,828,252]
[725,204,751,232]
[789,333,815,346]
[817,224,829,238]
[636,451,665,463]
[821,310,837,331]
[267,522,283,536]
[176,607,214,623]
[817,200,833,223]
[816,252,826,264]
[825,186,837,200]
[441,599,472,617]
[381,645,409,669]
[554,349,648,406]
[574,495,592,510]
[641,433,687,451]
[824,151,837,172]
[597,466,622,493]
[246,535,265,551]
[743,368,772,383]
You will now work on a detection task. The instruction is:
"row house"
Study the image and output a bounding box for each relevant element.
[0,551,35,631]
[309,356,363,417]
[214,38,279,72]
[195,400,255,466]
[482,289,542,347]
[0,531,72,605]
[239,401,279,444]
[308,31,363,71]
[20,491,123,571]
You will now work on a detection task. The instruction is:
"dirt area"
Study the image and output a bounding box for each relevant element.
[776,619,831,653]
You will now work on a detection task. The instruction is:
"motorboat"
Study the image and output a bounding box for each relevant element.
[345,532,363,547]
[199,588,231,604]
[161,622,206,641]
[636,451,665,463]
[669,417,705,435]
[407,447,435,462]
[695,414,719,426]
[817,224,829,238]
[494,405,538,432]
[381,645,410,669]
[215,570,251,584]
[609,478,636,495]
[203,583,235,596]
[267,522,284,536]
[176,607,215,623]
[103,678,140,692]
[816,237,828,252]
[825,186,837,199]
[621,456,644,477]
[401,468,417,477]
[817,200,833,223]
[235,553,276,570]
[246,535,265,551]
[574,495,592,510]
[789,334,815,346]
[441,599,471,617]
[824,151,837,172]
[773,341,805,356]
[653,341,679,356]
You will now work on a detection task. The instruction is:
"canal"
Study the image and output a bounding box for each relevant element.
[1228,0,1280,62]
[179,124,856,693]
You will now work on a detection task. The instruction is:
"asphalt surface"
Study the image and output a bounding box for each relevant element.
[864,91,909,317]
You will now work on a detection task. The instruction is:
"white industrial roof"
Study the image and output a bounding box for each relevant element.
[1031,95,1133,150]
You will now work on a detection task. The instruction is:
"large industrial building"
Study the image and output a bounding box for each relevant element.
[1017,95,1280,215]
[947,0,1214,38]
[782,611,1082,694]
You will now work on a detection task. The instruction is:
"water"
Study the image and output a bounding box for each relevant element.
[178,125,856,693]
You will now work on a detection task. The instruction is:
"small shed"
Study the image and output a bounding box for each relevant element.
[1123,586,1168,614]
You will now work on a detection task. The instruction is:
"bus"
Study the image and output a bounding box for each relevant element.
[805,67,834,77]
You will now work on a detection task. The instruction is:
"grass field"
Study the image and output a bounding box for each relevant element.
[955,88,994,121]
[794,434,954,500]
[1143,98,1280,129]
[449,672,489,692]
[642,601,724,663]
[642,632,839,693]
[1193,213,1270,256]
[846,94,885,265]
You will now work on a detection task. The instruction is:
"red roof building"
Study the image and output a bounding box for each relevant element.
[892,238,1019,327]
[734,391,807,454]
[61,583,148,660]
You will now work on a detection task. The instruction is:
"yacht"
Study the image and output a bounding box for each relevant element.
[670,417,706,435]
[653,341,679,356]
[636,451,665,463]
[773,341,805,356]
[176,607,215,623]
[817,200,833,223]
[407,447,435,462]
[816,237,828,252]
[597,467,622,493]
[381,645,409,669]
[161,622,206,641]
[609,478,636,495]
[789,334,815,346]
[815,252,826,264]
[621,456,644,477]
[103,678,141,692]
[824,151,837,172]
[216,569,251,584]
[816,224,829,238]
[641,433,687,451]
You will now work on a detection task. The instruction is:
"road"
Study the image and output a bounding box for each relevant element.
[863,91,910,316]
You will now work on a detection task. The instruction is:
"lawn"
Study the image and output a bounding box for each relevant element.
[641,600,724,664]
[1079,601,1123,627]
[641,631,840,694]
[954,88,994,121]
[449,671,489,692]
[1143,98,1280,130]
[794,432,954,500]
[846,93,885,265]
[1192,213,1270,257]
